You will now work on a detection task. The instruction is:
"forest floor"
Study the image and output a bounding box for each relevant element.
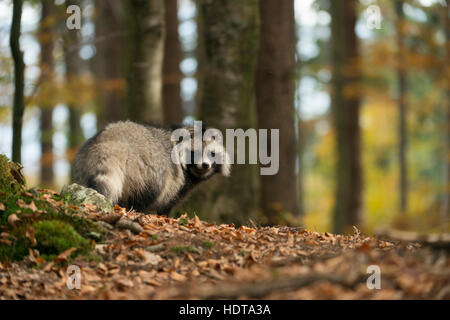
[1,200,449,300]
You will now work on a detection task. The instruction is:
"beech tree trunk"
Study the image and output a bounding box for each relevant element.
[95,0,126,128]
[163,0,183,126]
[64,0,84,179]
[124,0,165,125]
[395,0,408,215]
[179,0,260,225]
[330,0,362,233]
[39,0,56,186]
[442,0,450,220]
[255,0,298,224]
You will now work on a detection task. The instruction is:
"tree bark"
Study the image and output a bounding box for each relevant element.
[124,0,165,125]
[179,0,260,225]
[395,0,408,215]
[255,0,298,224]
[39,0,56,186]
[64,0,84,179]
[297,118,305,217]
[162,0,183,126]
[10,0,25,164]
[330,0,362,233]
[94,0,126,128]
[441,0,449,220]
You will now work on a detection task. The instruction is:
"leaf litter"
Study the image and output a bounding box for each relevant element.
[0,204,449,300]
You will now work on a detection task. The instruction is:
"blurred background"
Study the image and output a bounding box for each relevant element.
[0,0,449,233]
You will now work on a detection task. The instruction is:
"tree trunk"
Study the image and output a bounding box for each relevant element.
[39,0,56,186]
[395,0,408,216]
[297,118,305,217]
[255,0,298,224]
[442,0,450,220]
[124,0,165,125]
[163,0,183,126]
[94,0,126,128]
[179,0,260,225]
[10,0,24,164]
[64,0,84,179]
[330,0,362,234]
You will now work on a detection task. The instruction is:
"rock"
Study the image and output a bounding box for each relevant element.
[60,183,114,213]
[0,154,25,194]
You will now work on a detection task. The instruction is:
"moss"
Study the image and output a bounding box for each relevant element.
[202,241,214,249]
[170,245,201,254]
[0,154,25,195]
[32,220,92,259]
[177,217,189,226]
[0,236,30,262]
[0,154,103,263]
[240,250,249,256]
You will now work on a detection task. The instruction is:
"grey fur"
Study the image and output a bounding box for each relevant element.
[73,121,230,214]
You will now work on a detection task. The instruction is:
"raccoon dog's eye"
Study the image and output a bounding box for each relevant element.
[210,151,216,157]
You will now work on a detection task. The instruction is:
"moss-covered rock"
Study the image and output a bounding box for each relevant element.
[0,155,104,262]
[60,183,114,213]
[0,154,25,194]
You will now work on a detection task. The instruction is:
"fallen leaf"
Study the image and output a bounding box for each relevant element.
[54,247,77,263]
[7,214,20,226]
[26,226,37,246]
[16,199,38,212]
[170,271,187,282]
[43,261,54,272]
[194,215,202,228]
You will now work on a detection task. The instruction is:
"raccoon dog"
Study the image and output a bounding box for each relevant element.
[73,121,230,214]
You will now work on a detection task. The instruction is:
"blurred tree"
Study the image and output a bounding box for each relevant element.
[256,0,298,224]
[442,0,449,220]
[330,0,362,233]
[39,0,56,186]
[163,0,183,125]
[180,0,260,225]
[10,0,24,164]
[64,0,84,178]
[124,0,165,125]
[296,116,305,217]
[395,0,408,215]
[94,0,126,128]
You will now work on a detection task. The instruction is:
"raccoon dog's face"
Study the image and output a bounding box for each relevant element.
[175,126,231,180]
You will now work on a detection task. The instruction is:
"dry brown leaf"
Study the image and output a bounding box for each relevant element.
[43,262,54,272]
[7,213,20,226]
[26,226,37,246]
[170,271,187,282]
[54,247,77,263]
[194,215,202,228]
[0,239,12,246]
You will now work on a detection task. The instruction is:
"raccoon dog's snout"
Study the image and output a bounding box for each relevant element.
[73,121,231,214]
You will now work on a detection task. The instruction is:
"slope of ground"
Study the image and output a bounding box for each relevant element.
[1,205,449,300]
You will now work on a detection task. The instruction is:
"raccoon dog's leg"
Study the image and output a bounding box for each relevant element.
[87,169,124,204]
